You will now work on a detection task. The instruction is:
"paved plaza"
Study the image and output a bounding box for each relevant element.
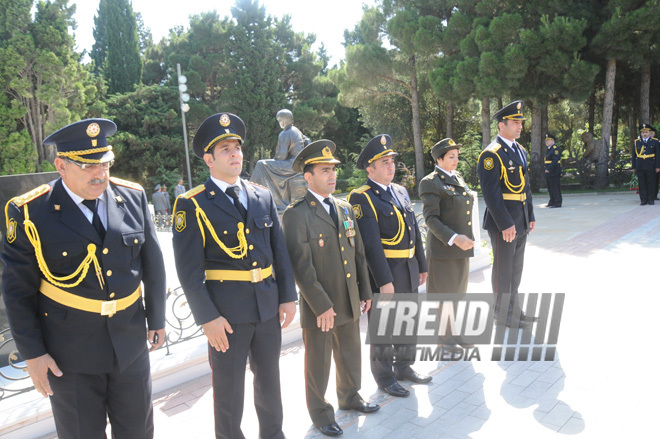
[3,191,658,438]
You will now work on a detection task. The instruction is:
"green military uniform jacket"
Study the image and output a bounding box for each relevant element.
[282,191,372,329]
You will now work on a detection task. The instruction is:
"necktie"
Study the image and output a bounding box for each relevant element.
[512,142,526,166]
[225,186,247,221]
[386,186,401,209]
[82,199,105,240]
[323,197,338,228]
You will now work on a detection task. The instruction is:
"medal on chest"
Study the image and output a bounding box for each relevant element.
[343,207,356,246]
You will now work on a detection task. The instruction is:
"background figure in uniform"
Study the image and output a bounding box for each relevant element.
[477,101,537,328]
[172,113,297,439]
[632,123,660,205]
[283,140,379,437]
[250,109,309,210]
[174,178,186,198]
[652,125,660,201]
[419,138,475,349]
[152,183,168,215]
[347,134,430,399]
[544,133,562,208]
[2,118,166,439]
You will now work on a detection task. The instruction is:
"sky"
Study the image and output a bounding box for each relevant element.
[70,0,376,66]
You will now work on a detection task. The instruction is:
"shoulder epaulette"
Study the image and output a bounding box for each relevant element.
[247,181,267,190]
[182,185,206,199]
[352,185,371,195]
[110,177,143,191]
[287,198,305,209]
[487,143,502,152]
[10,184,51,207]
[653,137,658,141]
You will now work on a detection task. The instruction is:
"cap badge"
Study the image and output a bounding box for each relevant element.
[322,146,333,158]
[219,114,231,127]
[380,135,387,146]
[516,102,521,110]
[86,123,100,138]
[449,139,456,146]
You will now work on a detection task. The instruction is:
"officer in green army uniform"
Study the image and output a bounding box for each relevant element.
[477,101,538,328]
[282,140,379,437]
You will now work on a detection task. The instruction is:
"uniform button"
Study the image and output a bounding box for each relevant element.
[264,222,268,227]
[252,261,258,267]
[224,230,228,234]
[346,273,351,278]
[109,292,116,299]
[344,260,348,265]
[408,227,412,231]
[410,240,413,245]
[62,251,68,256]
[106,270,112,277]
[523,202,526,206]
[44,312,48,316]
[468,221,472,226]
[466,201,470,205]
[341,247,345,251]
[249,245,254,250]
[403,213,406,218]
[463,192,467,196]
[390,211,394,215]
[103,248,109,254]
[338,233,342,238]
[467,211,470,215]
[134,239,139,244]
[319,233,323,237]
[246,229,250,234]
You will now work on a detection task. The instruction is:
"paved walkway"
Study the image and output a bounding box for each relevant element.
[33,191,660,438]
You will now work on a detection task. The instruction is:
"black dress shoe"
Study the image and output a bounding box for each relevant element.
[319,422,343,436]
[380,381,410,397]
[396,368,432,384]
[544,204,554,207]
[641,202,648,205]
[550,205,561,208]
[340,401,380,413]
[650,200,655,205]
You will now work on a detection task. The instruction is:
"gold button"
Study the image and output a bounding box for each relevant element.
[338,233,342,238]
[403,213,406,218]
[106,270,112,277]
[224,230,228,234]
[344,260,348,265]
[346,273,351,278]
[264,222,268,227]
[410,240,413,245]
[523,202,526,206]
[319,233,323,237]
[467,211,470,215]
[44,312,48,316]
[252,261,258,266]
[463,192,467,196]
[390,211,394,215]
[408,227,412,231]
[109,292,116,299]
[249,245,254,250]
[341,247,345,251]
[103,248,109,254]
[62,251,68,256]
[134,238,139,244]
[246,229,250,234]
[468,222,472,226]
[466,201,470,205]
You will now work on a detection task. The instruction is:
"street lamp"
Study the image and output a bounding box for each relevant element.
[177,63,193,191]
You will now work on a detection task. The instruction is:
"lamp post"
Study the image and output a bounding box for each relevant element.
[177,63,193,191]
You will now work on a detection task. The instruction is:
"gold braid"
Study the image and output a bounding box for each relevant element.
[190,197,247,258]
[348,191,404,246]
[22,204,104,289]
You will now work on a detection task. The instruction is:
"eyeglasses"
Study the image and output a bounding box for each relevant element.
[67,159,114,171]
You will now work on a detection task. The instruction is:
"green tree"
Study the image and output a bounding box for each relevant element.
[92,0,142,94]
[0,0,99,172]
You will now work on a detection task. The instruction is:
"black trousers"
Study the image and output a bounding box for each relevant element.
[488,229,527,321]
[638,169,656,203]
[546,174,562,206]
[48,347,153,439]
[208,315,284,439]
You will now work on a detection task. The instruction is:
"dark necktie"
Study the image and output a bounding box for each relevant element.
[512,142,526,166]
[323,197,338,228]
[386,186,401,209]
[82,199,105,240]
[226,186,247,221]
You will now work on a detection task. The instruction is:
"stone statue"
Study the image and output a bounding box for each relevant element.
[581,132,603,162]
[250,109,309,210]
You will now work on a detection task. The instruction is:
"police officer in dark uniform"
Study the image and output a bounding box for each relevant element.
[347,134,430,398]
[2,119,167,439]
[282,140,378,437]
[632,123,660,205]
[477,101,537,328]
[171,113,297,439]
[544,133,562,208]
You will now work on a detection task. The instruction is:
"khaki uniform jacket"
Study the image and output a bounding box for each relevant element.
[282,191,371,329]
[419,169,474,260]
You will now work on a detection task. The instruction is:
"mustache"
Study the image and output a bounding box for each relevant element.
[90,178,107,185]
